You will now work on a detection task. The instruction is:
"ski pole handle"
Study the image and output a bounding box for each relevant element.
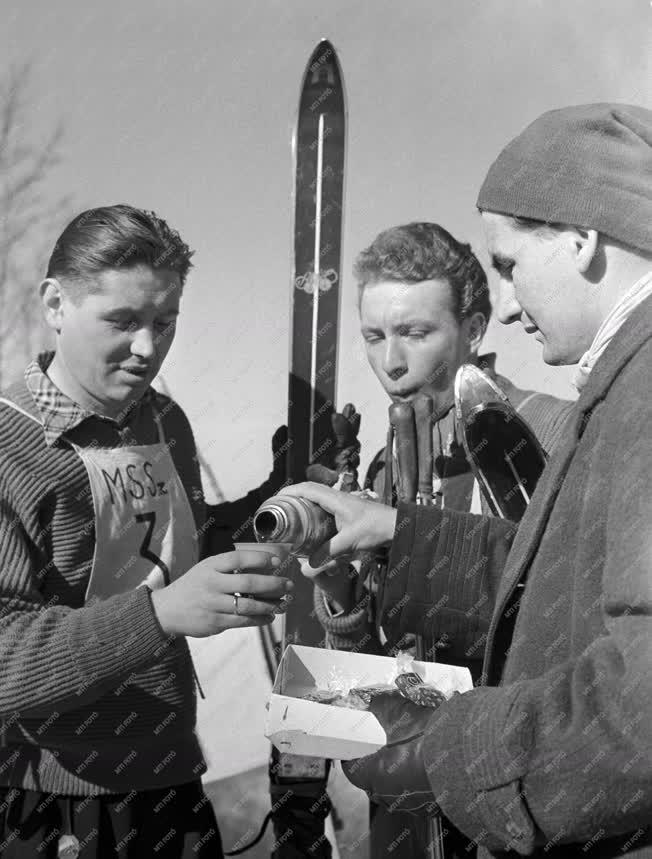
[413,394,434,504]
[388,403,418,503]
[383,425,394,506]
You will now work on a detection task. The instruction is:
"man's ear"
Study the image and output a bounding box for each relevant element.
[40,278,65,333]
[573,228,599,274]
[466,312,487,355]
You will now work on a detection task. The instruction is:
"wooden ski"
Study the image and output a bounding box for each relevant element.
[285,39,346,647]
[268,40,346,859]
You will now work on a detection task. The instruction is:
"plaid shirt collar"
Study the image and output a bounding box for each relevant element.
[25,351,155,447]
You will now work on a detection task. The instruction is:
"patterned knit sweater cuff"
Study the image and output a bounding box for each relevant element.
[68,586,169,700]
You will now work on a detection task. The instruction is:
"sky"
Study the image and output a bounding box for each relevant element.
[2,0,650,778]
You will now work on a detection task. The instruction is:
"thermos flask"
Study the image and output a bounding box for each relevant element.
[253,495,337,555]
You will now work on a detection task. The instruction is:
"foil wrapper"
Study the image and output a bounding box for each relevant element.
[301,653,450,711]
[395,671,447,708]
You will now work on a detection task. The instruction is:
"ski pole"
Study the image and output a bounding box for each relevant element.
[413,396,447,859]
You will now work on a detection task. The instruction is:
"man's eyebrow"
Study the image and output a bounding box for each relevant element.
[103,307,179,316]
[361,319,435,333]
[101,307,135,316]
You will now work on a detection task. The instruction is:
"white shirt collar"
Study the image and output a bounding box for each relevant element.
[575,270,652,391]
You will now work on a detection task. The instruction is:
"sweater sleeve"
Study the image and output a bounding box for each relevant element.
[0,490,168,720]
[380,502,518,661]
[306,448,389,654]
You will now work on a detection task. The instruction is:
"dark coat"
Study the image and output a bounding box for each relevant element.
[383,295,652,856]
[363,365,573,859]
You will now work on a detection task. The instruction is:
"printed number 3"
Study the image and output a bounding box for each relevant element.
[135,512,171,586]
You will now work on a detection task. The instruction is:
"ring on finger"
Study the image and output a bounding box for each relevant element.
[233,592,242,615]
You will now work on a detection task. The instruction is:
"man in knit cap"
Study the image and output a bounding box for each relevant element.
[281,104,652,856]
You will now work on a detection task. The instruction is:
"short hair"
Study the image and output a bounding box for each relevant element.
[46,204,194,297]
[353,222,491,325]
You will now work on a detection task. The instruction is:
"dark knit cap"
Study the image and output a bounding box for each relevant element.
[477,103,652,255]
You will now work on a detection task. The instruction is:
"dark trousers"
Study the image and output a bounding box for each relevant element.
[0,780,223,858]
[370,802,474,859]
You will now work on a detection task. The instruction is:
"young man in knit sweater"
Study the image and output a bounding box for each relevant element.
[0,205,293,858]
[282,104,652,856]
[302,222,573,859]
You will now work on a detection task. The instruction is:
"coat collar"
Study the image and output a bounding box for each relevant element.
[574,290,652,428]
[483,290,652,681]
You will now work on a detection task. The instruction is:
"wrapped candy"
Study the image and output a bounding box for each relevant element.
[395,671,447,708]
[301,653,450,711]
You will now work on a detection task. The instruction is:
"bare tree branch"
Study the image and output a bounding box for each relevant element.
[0,64,73,387]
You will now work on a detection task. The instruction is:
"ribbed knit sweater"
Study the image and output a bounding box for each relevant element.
[0,376,263,796]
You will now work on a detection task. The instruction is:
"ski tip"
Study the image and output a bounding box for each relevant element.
[297,39,345,116]
[306,39,340,70]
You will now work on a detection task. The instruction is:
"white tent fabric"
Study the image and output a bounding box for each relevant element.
[189,622,280,781]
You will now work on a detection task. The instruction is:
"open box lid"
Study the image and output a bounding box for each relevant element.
[265,645,472,760]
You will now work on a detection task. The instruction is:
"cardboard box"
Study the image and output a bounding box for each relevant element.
[265,644,472,760]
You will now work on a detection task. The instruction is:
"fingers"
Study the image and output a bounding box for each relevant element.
[334,448,360,470]
[278,482,349,515]
[305,464,339,486]
[272,425,288,454]
[212,549,282,574]
[331,414,349,447]
[299,556,342,578]
[299,556,324,579]
[223,614,276,629]
[342,403,361,431]
[311,530,355,563]
[368,693,432,745]
[334,404,361,444]
[227,571,293,598]
[221,593,288,617]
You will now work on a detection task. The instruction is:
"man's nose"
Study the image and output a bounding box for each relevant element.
[495,280,522,325]
[131,327,156,359]
[382,338,408,380]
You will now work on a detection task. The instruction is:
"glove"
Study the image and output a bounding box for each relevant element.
[341,690,440,815]
[306,403,361,488]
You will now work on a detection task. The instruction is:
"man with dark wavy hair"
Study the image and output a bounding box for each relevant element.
[304,221,572,858]
[354,222,492,417]
[308,221,571,654]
